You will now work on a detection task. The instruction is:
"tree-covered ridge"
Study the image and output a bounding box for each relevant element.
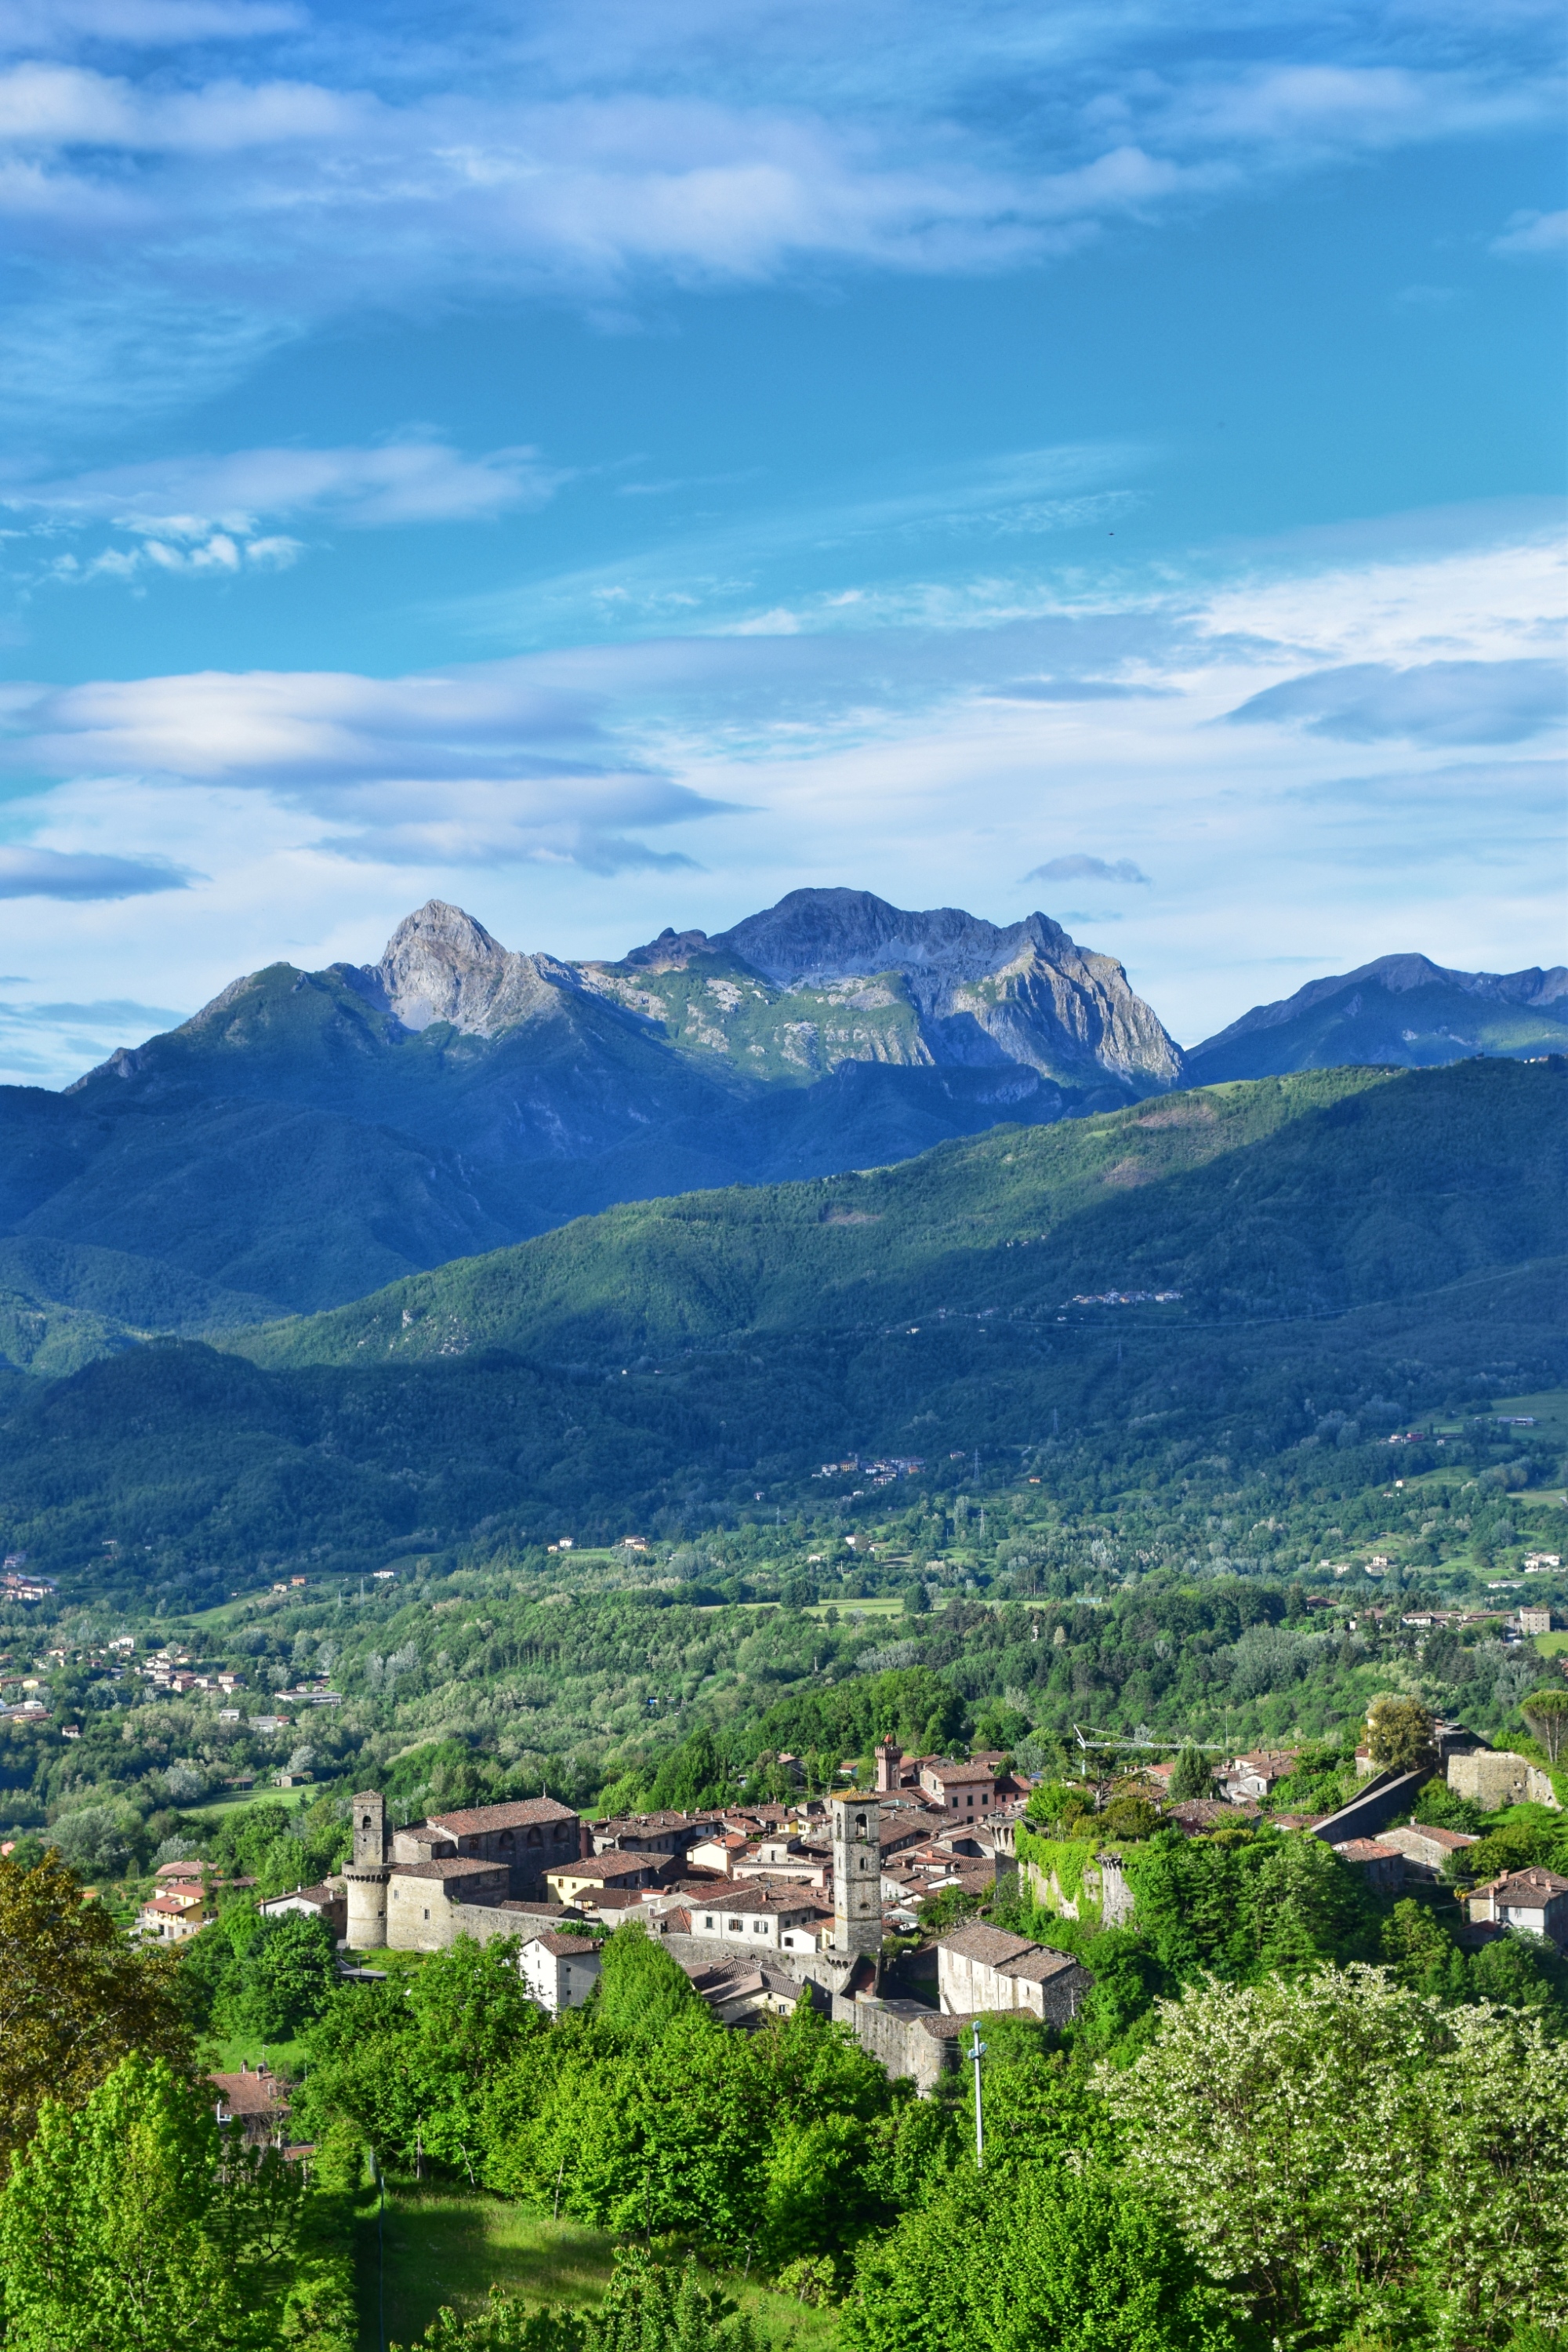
[242,1059,1564,1368]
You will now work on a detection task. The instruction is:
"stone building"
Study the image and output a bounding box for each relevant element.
[344,1790,586,1951]
[935,1921,1092,2026]
[832,1791,882,1955]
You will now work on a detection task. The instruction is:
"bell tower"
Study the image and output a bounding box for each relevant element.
[831,1791,882,1957]
[343,1790,390,1950]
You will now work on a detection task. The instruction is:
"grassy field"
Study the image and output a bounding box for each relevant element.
[1538,1631,1568,1659]
[1494,1390,1568,1440]
[354,2184,839,2352]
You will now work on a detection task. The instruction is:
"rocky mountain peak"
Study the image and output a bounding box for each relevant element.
[371,899,554,1037]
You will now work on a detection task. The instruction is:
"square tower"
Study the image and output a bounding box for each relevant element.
[831,1791,882,1956]
[352,1791,387,1868]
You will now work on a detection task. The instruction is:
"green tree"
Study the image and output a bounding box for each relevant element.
[1520,1689,1568,1768]
[0,1852,189,2186]
[0,2053,306,2351]
[1366,1697,1435,1772]
[1169,1746,1216,1802]
[841,2162,1245,2352]
[235,1911,339,2041]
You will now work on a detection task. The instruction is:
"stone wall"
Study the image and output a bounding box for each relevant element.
[1449,1752,1560,1811]
[1023,1852,1134,1928]
[837,1995,964,2094]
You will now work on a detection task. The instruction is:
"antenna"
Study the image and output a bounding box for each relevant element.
[969,2020,987,2169]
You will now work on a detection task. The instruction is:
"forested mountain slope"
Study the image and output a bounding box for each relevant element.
[0,1060,1559,1598]
[246,1058,1566,1369]
[1188,953,1568,1081]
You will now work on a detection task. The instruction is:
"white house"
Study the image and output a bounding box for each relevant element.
[684,1886,826,1955]
[519,1932,602,2014]
[935,1921,1093,2027]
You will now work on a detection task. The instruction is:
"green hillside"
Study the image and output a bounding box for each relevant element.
[0,1058,1559,1601]
[245,1059,1566,1370]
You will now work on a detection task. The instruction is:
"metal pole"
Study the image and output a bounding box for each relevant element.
[969,2021,987,2170]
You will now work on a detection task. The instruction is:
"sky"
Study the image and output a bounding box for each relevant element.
[0,0,1563,1085]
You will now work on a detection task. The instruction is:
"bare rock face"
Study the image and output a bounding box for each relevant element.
[368,901,559,1037]
[713,888,1184,1090]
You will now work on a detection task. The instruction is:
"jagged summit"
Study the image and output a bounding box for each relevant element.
[366,899,557,1037]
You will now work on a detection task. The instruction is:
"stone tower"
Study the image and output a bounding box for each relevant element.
[874,1737,902,1794]
[343,1791,390,1950]
[831,1791,882,1957]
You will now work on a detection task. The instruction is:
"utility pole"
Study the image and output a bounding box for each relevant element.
[969,2020,987,2169]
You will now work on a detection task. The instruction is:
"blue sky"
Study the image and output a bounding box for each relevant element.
[0,0,1562,1083]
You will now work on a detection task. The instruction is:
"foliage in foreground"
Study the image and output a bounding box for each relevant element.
[0,1853,187,2187]
[0,2053,354,2352]
[390,2250,760,2351]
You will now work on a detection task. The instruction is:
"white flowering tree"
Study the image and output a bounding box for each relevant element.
[1103,1965,1568,2350]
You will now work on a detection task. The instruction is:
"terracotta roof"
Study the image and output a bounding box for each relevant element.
[524,1932,598,1958]
[1000,1945,1083,1984]
[259,1881,341,1910]
[1334,1838,1400,1862]
[1381,1824,1479,1853]
[546,1851,659,1880]
[922,1760,996,1786]
[424,1798,578,1835]
[211,2068,289,2119]
[1487,1867,1568,1900]
[686,1887,819,1918]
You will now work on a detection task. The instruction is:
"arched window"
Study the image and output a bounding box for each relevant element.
[528,1827,543,1846]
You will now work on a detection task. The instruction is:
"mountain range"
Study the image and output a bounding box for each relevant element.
[0,891,1561,1363]
[2,1057,1560,1599]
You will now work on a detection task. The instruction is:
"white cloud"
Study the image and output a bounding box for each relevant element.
[1492,206,1568,256]
[1025,854,1152,884]
[0,435,563,589]
[0,5,1553,424]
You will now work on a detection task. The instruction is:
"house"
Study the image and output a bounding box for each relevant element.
[682,1886,828,1955]
[590,1810,720,1859]
[1518,1608,1554,1637]
[677,1955,828,2029]
[919,1760,997,1817]
[1331,1838,1405,1894]
[1377,1824,1479,1882]
[258,1880,348,1937]
[138,1888,209,1943]
[1221,1750,1301,1802]
[519,1932,602,2015]
[935,1921,1092,2027]
[688,1831,752,1876]
[1465,1868,1568,1947]
[211,2061,290,2147]
[544,1851,671,1906]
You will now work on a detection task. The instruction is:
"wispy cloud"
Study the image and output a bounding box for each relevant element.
[1491,206,1568,256]
[0,436,564,589]
[0,664,737,869]
[0,844,194,896]
[1224,658,1566,746]
[1025,853,1152,884]
[0,3,1554,426]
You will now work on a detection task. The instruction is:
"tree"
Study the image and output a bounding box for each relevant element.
[840,2162,1244,2352]
[0,2053,305,2351]
[1169,1746,1215,1802]
[235,1911,339,2040]
[1366,1696,1435,1772]
[1521,1689,1568,1767]
[0,1851,188,2185]
[1104,1965,1568,2349]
